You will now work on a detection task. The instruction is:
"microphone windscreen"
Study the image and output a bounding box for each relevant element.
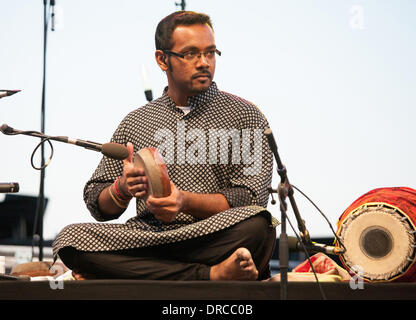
[101,143,129,160]
[264,128,278,150]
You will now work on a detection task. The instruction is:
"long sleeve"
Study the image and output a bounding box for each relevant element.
[83,116,129,221]
[218,104,273,209]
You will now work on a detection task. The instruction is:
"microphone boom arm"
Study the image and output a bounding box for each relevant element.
[264,128,312,244]
[1,124,128,160]
[1,124,101,151]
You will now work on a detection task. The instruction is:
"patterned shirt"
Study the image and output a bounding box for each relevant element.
[52,82,277,257]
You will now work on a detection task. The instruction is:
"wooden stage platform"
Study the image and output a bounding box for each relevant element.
[0,279,415,300]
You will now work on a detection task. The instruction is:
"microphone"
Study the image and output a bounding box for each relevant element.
[101,143,129,160]
[141,64,153,102]
[288,236,345,256]
[0,124,129,160]
[0,124,14,134]
[0,182,20,193]
[264,127,278,158]
[0,90,21,99]
[62,138,128,160]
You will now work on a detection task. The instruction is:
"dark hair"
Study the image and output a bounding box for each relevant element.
[155,11,213,50]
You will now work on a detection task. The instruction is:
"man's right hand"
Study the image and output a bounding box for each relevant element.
[118,142,148,198]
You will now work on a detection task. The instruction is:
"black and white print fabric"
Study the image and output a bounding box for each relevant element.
[52,82,278,258]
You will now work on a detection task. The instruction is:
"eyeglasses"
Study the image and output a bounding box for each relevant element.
[163,49,221,62]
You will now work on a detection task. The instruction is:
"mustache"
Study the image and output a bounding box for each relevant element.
[192,71,212,79]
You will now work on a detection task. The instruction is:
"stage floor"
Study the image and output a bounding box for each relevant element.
[0,279,415,300]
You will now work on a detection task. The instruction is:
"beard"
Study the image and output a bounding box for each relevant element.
[167,61,214,97]
[189,70,213,93]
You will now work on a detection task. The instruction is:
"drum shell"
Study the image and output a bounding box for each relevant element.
[133,147,171,198]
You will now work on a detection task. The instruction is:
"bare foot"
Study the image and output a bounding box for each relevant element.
[72,271,95,280]
[210,248,259,281]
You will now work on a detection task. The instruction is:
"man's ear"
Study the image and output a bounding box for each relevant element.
[155,50,169,72]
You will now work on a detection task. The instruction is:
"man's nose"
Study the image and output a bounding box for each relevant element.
[196,53,210,68]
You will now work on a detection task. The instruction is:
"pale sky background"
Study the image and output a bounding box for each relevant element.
[0,0,415,242]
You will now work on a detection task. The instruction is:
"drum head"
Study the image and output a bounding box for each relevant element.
[338,203,416,281]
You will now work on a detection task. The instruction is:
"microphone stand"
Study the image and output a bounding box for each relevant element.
[264,128,312,300]
[175,0,186,10]
[34,0,55,262]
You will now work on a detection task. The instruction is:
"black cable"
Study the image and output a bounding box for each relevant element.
[3,130,55,170]
[273,183,350,299]
[3,125,54,258]
[30,137,54,260]
[30,138,54,170]
[5,127,54,260]
[291,184,347,253]
[269,185,326,299]
[285,213,327,300]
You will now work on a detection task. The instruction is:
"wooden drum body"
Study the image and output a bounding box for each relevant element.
[336,187,416,282]
[133,147,171,198]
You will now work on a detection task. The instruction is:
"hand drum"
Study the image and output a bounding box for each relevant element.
[133,147,171,198]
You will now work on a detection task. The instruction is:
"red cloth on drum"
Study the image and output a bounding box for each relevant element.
[292,253,351,281]
[338,187,416,227]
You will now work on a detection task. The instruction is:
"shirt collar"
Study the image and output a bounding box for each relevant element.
[161,82,219,113]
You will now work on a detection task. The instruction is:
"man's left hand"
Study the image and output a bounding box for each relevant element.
[146,182,184,223]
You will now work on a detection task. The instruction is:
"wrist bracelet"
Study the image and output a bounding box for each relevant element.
[115,177,132,201]
[108,185,128,209]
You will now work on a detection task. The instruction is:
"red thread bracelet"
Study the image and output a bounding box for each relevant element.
[114,177,131,201]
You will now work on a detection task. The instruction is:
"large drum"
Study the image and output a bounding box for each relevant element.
[336,187,416,282]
